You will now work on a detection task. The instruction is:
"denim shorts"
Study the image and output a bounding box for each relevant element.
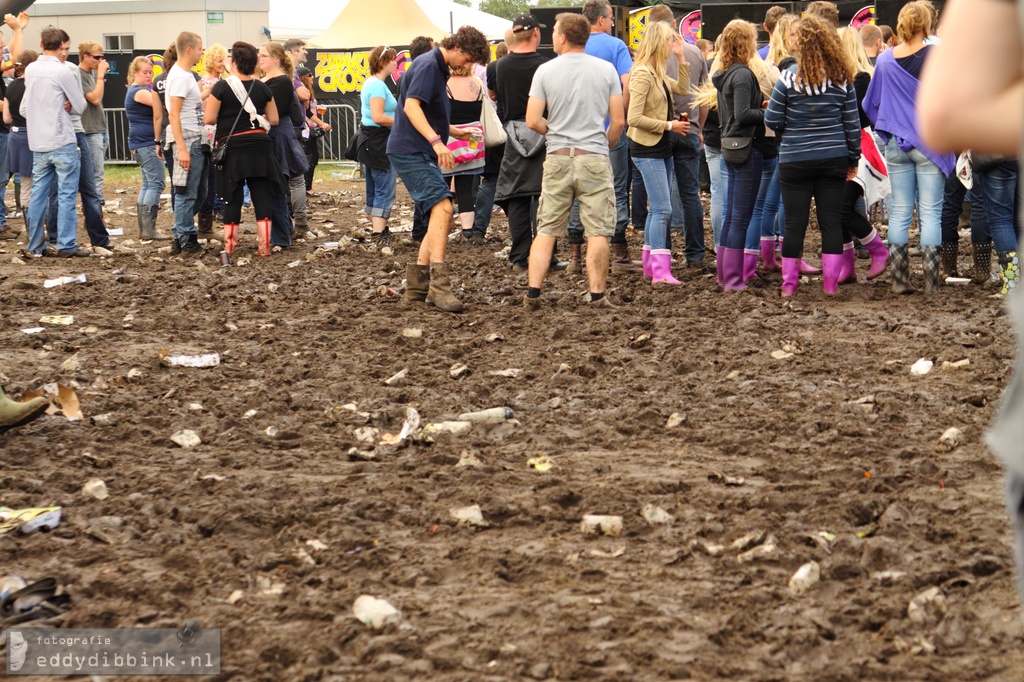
[389,152,451,212]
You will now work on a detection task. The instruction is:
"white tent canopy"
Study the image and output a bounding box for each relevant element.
[270,0,511,43]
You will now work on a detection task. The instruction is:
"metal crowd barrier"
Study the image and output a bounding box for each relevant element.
[102,103,361,165]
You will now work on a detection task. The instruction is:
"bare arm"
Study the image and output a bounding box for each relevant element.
[607,93,624,148]
[169,96,190,169]
[2,97,10,125]
[3,14,22,69]
[134,89,154,107]
[153,94,164,159]
[203,92,220,125]
[404,97,454,170]
[918,0,1023,155]
[369,97,393,127]
[264,97,279,127]
[84,61,108,106]
[525,96,546,135]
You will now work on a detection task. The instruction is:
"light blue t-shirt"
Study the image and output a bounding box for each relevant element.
[584,31,632,78]
[361,76,397,128]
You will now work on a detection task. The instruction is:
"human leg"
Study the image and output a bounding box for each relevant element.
[470,172,498,239]
[672,133,705,264]
[744,155,776,280]
[86,132,108,201]
[721,150,763,291]
[812,158,850,294]
[52,143,82,254]
[76,133,109,247]
[25,156,55,255]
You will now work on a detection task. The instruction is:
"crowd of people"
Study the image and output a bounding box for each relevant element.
[354,0,1019,310]
[0,1,1015,301]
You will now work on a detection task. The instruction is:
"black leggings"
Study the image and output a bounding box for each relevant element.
[223,177,273,224]
[840,181,874,243]
[779,157,847,257]
[452,175,478,214]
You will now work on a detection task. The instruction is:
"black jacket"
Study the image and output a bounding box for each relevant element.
[712,63,765,149]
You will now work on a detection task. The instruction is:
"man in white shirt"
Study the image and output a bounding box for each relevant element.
[23,26,87,257]
[524,13,624,308]
[167,31,206,254]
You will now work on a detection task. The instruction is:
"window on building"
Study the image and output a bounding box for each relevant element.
[103,34,135,53]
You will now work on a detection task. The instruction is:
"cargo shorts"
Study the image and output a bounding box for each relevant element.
[536,152,615,239]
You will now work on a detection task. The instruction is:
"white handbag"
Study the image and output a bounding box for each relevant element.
[480,93,506,148]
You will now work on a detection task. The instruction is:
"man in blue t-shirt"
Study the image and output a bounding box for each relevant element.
[565,0,640,274]
[758,6,788,60]
[387,26,488,313]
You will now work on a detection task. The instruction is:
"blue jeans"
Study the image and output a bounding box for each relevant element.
[469,173,498,238]
[171,138,208,243]
[47,132,108,246]
[631,158,647,230]
[133,145,165,210]
[884,138,945,247]
[760,162,784,242]
[85,131,108,201]
[633,156,674,251]
[27,142,80,254]
[363,164,397,219]
[670,132,705,262]
[973,160,1020,253]
[744,155,778,251]
[0,132,8,226]
[721,149,763,251]
[390,152,450,211]
[567,134,629,245]
[270,184,293,246]
[705,146,729,248]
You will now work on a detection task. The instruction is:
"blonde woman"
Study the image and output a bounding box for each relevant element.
[124,56,169,240]
[863,1,955,295]
[197,43,227,236]
[626,21,689,285]
[711,19,765,291]
[766,14,799,69]
[836,27,890,284]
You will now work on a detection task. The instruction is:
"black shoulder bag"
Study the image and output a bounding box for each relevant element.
[212,80,254,170]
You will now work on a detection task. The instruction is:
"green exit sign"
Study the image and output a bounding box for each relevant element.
[207,11,224,24]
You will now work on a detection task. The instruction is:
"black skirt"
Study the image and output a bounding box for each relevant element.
[215,131,284,199]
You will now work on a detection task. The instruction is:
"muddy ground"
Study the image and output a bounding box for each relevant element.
[1,172,1023,681]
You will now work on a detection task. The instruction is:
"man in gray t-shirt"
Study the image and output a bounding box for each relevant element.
[522,13,624,309]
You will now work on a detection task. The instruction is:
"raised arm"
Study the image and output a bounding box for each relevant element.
[918,0,1022,155]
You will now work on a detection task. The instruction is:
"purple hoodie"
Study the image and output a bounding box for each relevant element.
[862,49,955,176]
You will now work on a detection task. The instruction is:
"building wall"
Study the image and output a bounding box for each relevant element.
[25,0,269,53]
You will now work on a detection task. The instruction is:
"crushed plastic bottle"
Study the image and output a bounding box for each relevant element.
[457,407,514,424]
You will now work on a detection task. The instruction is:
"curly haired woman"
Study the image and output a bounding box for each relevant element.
[765,14,861,298]
[711,20,765,291]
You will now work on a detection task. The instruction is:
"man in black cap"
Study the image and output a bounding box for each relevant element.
[493,13,562,273]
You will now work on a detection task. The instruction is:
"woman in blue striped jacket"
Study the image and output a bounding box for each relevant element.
[765,15,862,298]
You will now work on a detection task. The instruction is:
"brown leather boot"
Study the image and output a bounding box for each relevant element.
[404,264,430,303]
[610,243,642,273]
[567,243,583,274]
[426,262,465,312]
[197,212,214,235]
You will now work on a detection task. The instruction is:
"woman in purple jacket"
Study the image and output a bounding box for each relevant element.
[863,1,955,295]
